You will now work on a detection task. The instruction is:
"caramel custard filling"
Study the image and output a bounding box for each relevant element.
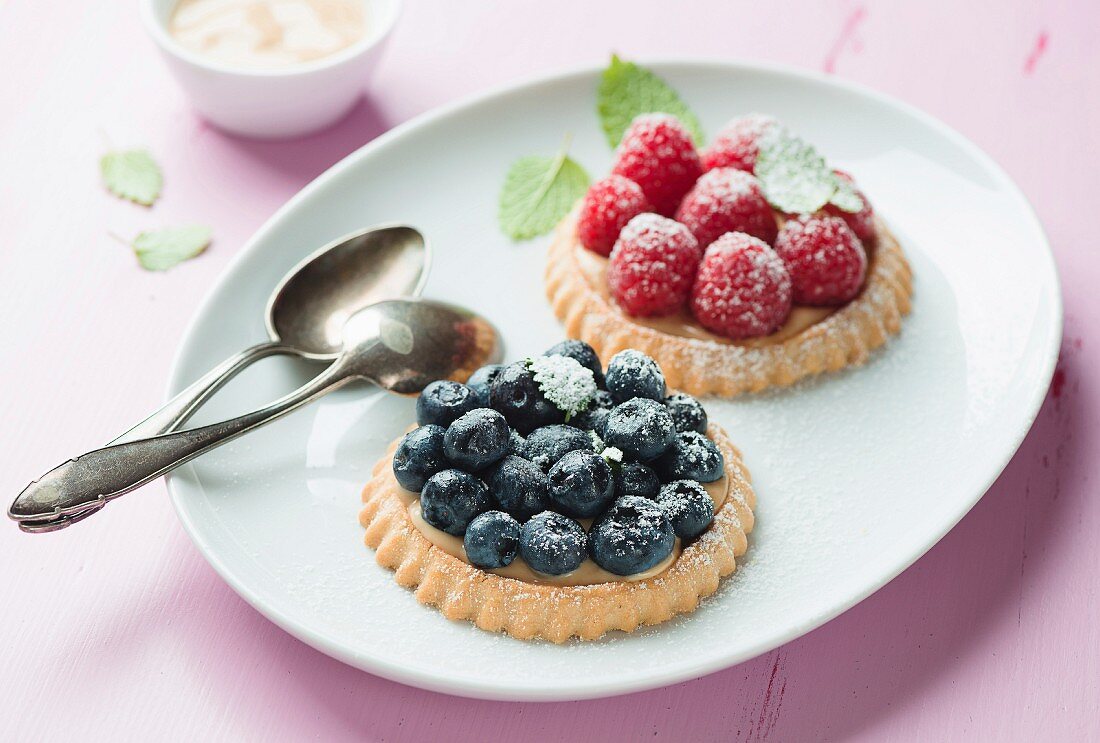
[387,453,731,587]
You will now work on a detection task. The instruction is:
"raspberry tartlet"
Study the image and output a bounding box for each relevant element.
[546,114,913,397]
[359,344,756,642]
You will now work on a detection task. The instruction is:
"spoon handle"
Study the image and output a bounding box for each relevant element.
[9,360,354,528]
[110,340,297,445]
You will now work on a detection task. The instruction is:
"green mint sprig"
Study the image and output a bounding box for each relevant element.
[754,127,864,214]
[828,173,865,213]
[498,137,590,241]
[527,353,598,418]
[597,54,704,148]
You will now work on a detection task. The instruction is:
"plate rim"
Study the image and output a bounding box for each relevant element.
[165,57,1063,701]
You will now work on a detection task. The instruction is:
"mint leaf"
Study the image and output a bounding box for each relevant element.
[589,429,605,452]
[100,149,162,206]
[499,144,589,240]
[597,55,704,148]
[828,172,865,213]
[754,127,838,214]
[132,225,211,271]
[528,353,597,417]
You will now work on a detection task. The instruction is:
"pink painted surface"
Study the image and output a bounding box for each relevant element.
[1,0,1096,740]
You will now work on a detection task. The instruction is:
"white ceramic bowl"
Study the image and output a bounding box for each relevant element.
[141,0,401,139]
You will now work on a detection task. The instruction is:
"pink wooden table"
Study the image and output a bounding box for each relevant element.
[2,1,1096,740]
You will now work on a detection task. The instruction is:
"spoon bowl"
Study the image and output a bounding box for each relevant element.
[267,225,428,359]
[339,298,501,393]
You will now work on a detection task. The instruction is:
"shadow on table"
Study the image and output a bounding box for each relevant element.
[204,95,394,185]
[46,340,1085,741]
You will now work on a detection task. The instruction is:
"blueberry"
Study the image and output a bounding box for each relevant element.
[546,449,615,519]
[603,398,676,462]
[664,393,708,434]
[521,424,593,472]
[443,408,510,471]
[508,429,526,455]
[489,455,549,521]
[488,361,564,435]
[655,480,715,539]
[544,339,605,387]
[605,350,666,403]
[463,510,521,569]
[615,462,660,500]
[654,431,725,483]
[392,424,448,492]
[518,511,587,576]
[416,380,478,427]
[572,407,610,438]
[467,364,506,407]
[569,390,614,434]
[588,496,676,575]
[420,469,491,535]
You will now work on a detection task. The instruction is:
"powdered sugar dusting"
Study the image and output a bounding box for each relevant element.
[528,354,597,417]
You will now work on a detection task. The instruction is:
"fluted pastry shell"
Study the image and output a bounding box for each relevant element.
[359,423,755,643]
[545,212,913,397]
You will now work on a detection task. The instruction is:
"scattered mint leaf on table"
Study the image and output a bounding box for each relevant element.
[597,54,704,148]
[100,149,163,206]
[132,225,211,271]
[499,142,590,240]
[755,127,840,214]
[828,172,866,213]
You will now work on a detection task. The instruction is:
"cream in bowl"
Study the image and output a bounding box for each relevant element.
[142,0,401,138]
[169,0,367,69]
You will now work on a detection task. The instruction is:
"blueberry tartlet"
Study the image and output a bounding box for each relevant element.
[359,344,756,642]
[545,113,913,397]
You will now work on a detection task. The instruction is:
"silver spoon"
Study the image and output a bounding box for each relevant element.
[10,298,501,532]
[113,223,429,447]
[10,225,428,531]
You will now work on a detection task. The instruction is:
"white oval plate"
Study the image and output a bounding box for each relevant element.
[167,61,1061,701]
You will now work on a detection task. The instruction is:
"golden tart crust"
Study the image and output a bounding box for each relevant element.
[545,211,913,397]
[359,422,755,643]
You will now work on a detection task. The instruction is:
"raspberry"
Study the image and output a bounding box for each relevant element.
[676,168,779,247]
[774,215,867,305]
[608,213,701,317]
[576,175,651,256]
[689,233,792,339]
[823,170,876,243]
[700,114,776,172]
[610,114,703,216]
